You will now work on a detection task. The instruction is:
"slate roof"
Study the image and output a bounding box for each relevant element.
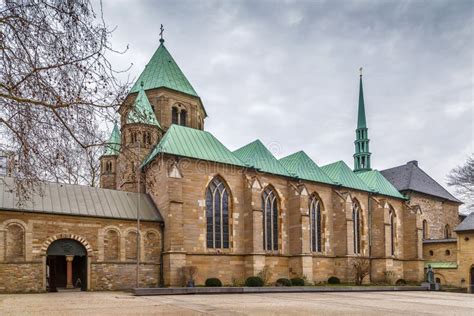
[0,177,163,222]
[357,170,406,199]
[130,42,198,97]
[127,85,161,128]
[141,125,246,168]
[455,212,474,232]
[279,151,334,185]
[321,161,372,192]
[103,123,121,156]
[233,140,291,177]
[381,161,462,203]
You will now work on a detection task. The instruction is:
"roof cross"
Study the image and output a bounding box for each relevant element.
[159,24,165,43]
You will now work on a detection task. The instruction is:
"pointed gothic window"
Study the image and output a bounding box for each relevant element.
[310,195,323,252]
[180,110,187,126]
[206,177,230,249]
[389,208,396,256]
[262,186,279,251]
[172,107,178,125]
[422,220,428,240]
[352,201,362,254]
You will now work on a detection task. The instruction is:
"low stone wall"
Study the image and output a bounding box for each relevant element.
[0,262,43,293]
[91,262,160,290]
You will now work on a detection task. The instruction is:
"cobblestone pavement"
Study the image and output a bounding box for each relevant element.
[0,291,473,315]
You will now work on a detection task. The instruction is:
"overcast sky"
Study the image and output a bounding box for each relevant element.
[101,0,473,199]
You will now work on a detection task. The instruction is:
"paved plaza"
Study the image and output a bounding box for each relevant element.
[1,291,473,315]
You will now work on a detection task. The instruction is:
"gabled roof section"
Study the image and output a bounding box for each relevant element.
[279,151,334,185]
[381,161,462,203]
[141,125,246,168]
[233,140,291,177]
[320,161,372,192]
[127,84,161,128]
[130,42,198,97]
[103,123,121,156]
[0,177,162,222]
[357,170,406,199]
[455,212,474,232]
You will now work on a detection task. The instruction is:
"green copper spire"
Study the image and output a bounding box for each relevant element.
[357,68,367,129]
[129,38,198,97]
[354,68,371,172]
[127,82,161,128]
[104,122,121,156]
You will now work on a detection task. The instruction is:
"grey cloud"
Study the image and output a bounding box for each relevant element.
[102,0,473,199]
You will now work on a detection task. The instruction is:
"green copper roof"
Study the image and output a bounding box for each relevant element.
[127,84,161,128]
[279,151,335,185]
[141,125,246,168]
[357,170,406,199]
[103,123,121,156]
[357,74,366,129]
[321,161,372,192]
[233,140,291,177]
[130,42,198,97]
[425,261,458,269]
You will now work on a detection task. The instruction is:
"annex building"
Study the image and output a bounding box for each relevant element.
[0,36,470,293]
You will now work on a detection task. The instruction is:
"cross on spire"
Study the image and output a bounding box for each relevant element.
[159,24,165,43]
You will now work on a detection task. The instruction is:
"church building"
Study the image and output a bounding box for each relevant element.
[0,35,466,292]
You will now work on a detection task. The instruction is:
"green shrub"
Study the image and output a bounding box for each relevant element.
[205,278,222,287]
[275,278,291,287]
[245,276,264,287]
[328,276,340,284]
[290,277,305,286]
[395,279,407,286]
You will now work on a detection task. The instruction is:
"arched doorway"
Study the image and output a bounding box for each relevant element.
[46,239,87,292]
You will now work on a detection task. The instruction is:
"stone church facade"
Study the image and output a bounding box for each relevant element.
[0,36,464,292]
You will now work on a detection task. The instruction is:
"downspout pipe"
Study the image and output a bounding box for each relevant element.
[368,193,373,282]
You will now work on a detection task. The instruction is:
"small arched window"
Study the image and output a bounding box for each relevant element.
[6,223,25,261]
[262,186,279,251]
[172,107,179,125]
[444,224,451,239]
[352,201,362,254]
[389,208,396,256]
[206,177,230,249]
[422,220,428,240]
[105,161,112,173]
[309,195,323,252]
[180,110,187,126]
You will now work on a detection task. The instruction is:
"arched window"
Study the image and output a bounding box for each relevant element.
[172,107,179,125]
[352,201,361,254]
[6,223,25,261]
[206,177,230,249]
[125,231,138,260]
[105,161,112,173]
[389,208,396,256]
[422,220,428,240]
[262,186,279,251]
[180,110,187,126]
[444,224,451,239]
[104,229,120,261]
[309,195,323,252]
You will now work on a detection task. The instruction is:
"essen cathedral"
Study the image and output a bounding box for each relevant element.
[1,35,472,293]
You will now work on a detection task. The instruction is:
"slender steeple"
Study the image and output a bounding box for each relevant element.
[353,68,371,172]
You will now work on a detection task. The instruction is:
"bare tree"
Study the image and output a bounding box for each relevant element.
[0,0,130,199]
[350,257,370,285]
[447,154,474,211]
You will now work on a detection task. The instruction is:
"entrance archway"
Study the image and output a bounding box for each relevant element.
[46,239,87,292]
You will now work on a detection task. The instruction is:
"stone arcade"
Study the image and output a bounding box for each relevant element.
[0,36,466,292]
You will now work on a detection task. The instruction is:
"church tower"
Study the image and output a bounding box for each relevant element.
[353,68,372,172]
[99,122,121,189]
